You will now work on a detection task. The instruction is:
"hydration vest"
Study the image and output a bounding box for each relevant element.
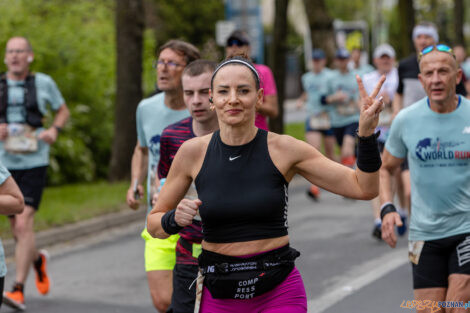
[0,73,43,127]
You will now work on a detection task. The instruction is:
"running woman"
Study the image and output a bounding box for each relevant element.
[147,54,385,312]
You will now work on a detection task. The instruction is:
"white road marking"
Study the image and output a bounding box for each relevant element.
[307,247,408,312]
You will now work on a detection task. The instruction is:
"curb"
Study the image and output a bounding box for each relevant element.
[3,208,146,257]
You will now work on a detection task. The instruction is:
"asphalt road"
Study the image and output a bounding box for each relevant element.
[2,178,414,313]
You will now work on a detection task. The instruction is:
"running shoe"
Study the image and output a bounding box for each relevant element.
[306,185,320,201]
[372,223,382,241]
[33,249,50,295]
[3,288,26,311]
[397,214,407,236]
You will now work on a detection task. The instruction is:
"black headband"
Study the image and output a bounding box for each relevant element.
[211,59,260,89]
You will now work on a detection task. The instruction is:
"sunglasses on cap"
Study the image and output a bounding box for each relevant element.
[419,44,454,60]
[227,38,248,47]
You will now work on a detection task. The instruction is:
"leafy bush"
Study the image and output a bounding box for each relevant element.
[0,0,224,184]
[0,0,115,184]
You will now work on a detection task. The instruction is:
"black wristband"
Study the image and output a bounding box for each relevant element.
[356,131,382,172]
[380,203,397,220]
[53,125,62,133]
[161,209,184,235]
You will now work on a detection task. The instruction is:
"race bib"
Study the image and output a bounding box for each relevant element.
[4,123,38,153]
[336,100,359,116]
[408,240,425,265]
[309,112,331,130]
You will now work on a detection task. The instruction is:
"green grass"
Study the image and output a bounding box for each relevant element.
[285,122,305,141]
[285,122,342,156]
[0,180,132,239]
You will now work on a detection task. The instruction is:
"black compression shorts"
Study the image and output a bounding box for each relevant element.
[412,233,470,289]
[10,166,48,210]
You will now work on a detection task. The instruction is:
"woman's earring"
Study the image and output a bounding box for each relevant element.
[210,105,215,111]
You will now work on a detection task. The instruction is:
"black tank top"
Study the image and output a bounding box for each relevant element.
[195,129,288,243]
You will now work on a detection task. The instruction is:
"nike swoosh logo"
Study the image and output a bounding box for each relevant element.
[229,155,241,161]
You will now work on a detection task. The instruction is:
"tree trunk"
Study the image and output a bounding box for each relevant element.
[303,0,335,66]
[398,0,415,56]
[268,0,289,134]
[109,0,144,181]
[454,0,465,46]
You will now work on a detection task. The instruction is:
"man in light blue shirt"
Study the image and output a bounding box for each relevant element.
[381,45,470,306]
[0,163,24,310]
[297,49,335,200]
[125,39,199,313]
[1,37,69,310]
[322,48,359,169]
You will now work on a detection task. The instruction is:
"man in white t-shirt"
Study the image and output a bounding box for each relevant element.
[362,43,399,240]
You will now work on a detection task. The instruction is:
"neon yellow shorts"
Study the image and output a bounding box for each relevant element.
[141,228,179,271]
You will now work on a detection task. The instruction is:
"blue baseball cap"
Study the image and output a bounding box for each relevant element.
[335,48,350,59]
[312,49,326,60]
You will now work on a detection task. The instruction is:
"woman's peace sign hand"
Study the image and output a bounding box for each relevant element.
[356,75,386,137]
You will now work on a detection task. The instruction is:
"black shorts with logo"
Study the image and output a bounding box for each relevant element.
[413,233,470,289]
[10,166,48,210]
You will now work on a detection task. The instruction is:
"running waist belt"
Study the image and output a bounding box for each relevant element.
[198,245,300,299]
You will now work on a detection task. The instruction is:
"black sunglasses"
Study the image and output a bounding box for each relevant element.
[227,38,248,47]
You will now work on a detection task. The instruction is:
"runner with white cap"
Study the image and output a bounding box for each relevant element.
[362,43,398,240]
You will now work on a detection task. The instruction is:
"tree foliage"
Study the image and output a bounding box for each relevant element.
[0,0,225,184]
[0,0,117,184]
[150,0,224,49]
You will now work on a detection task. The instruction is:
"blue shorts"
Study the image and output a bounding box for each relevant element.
[332,122,358,147]
[304,118,334,136]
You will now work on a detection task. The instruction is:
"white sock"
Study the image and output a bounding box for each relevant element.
[374,218,381,225]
